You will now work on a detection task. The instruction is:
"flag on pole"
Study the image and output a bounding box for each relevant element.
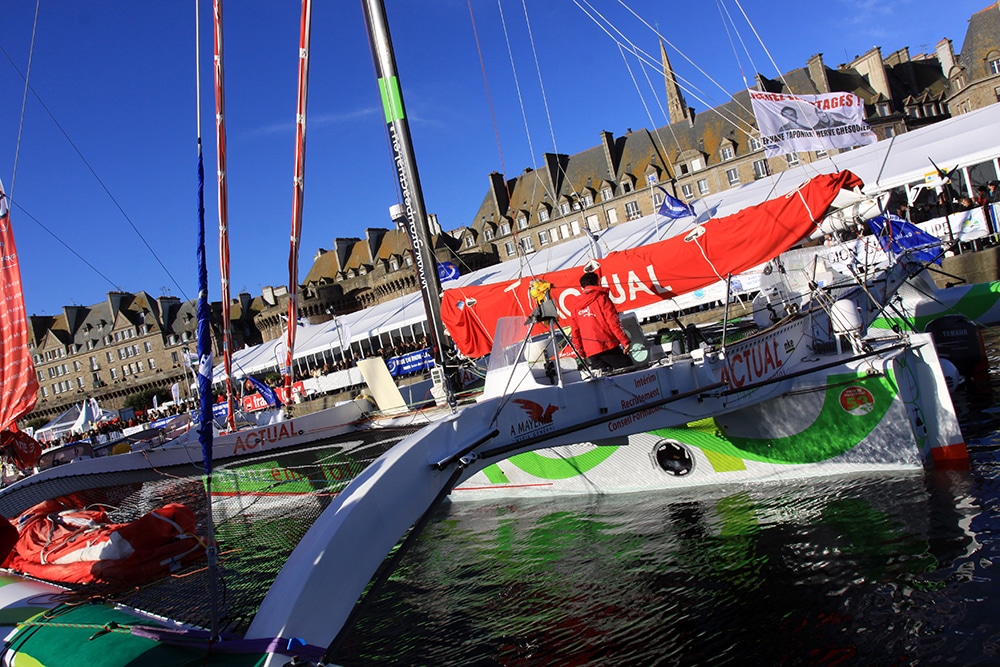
[866,212,943,265]
[657,188,695,219]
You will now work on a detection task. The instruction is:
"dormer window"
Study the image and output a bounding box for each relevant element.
[484,228,495,241]
[559,202,570,215]
[720,146,734,161]
[516,216,528,230]
[390,257,400,271]
[538,209,550,222]
[601,186,613,200]
[582,193,594,207]
[499,222,511,236]
[877,102,890,116]
[464,235,475,248]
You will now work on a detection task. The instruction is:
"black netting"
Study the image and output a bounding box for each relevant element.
[0,426,420,636]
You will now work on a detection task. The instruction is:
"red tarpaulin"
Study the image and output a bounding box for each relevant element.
[441,171,864,358]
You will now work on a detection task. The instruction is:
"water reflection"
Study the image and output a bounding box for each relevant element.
[330,331,1000,666]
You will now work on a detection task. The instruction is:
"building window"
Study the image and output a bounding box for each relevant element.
[404,255,412,267]
[559,223,571,240]
[697,179,710,195]
[786,153,800,167]
[606,208,618,225]
[73,360,82,372]
[499,222,511,236]
[538,230,550,246]
[691,158,703,172]
[149,358,156,369]
[77,377,85,390]
[570,220,581,236]
[625,201,641,220]
[582,194,593,207]
[720,146,734,161]
[749,137,762,152]
[726,168,739,186]
[106,351,114,363]
[144,341,153,353]
[753,159,770,179]
[586,214,600,232]
[517,216,528,230]
[538,209,549,222]
[681,183,694,199]
[601,187,613,200]
[652,191,664,207]
[646,173,658,186]
[815,149,828,159]
[559,202,571,215]
[995,86,1000,103]
[571,200,581,211]
[885,126,895,138]
[991,58,1000,76]
[464,235,475,248]
[171,351,179,365]
[484,228,494,241]
[520,236,535,253]
[504,241,516,257]
[620,181,632,194]
[877,102,890,116]
[390,257,399,271]
[110,368,118,380]
[679,163,690,176]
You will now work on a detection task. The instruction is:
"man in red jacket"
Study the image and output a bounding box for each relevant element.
[569,271,633,372]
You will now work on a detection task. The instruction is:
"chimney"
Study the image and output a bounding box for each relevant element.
[806,53,830,93]
[487,172,510,216]
[600,130,619,179]
[936,38,956,76]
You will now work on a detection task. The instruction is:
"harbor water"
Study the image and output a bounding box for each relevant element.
[330,330,1000,666]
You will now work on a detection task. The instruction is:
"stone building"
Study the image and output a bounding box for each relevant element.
[26,291,264,422]
[945,4,1000,115]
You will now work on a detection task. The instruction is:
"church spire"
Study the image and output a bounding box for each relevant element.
[660,40,690,125]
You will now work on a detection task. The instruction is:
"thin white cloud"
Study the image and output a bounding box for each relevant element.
[246,106,381,137]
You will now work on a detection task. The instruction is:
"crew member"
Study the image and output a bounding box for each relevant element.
[569,271,633,371]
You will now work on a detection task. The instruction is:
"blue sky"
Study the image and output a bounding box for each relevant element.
[2,0,992,317]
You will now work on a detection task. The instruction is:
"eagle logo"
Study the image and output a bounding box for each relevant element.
[513,398,558,423]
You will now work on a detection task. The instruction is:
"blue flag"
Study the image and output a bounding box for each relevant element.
[438,261,460,282]
[657,187,695,219]
[866,212,943,265]
[247,376,282,408]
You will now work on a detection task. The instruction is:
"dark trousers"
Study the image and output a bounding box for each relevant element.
[587,347,633,371]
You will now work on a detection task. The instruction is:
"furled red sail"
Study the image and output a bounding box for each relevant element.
[441,170,864,358]
[0,179,38,433]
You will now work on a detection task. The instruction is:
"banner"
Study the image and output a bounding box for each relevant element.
[386,348,434,377]
[749,91,876,157]
[0,179,38,433]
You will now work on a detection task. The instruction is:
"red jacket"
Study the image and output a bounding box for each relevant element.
[569,285,631,358]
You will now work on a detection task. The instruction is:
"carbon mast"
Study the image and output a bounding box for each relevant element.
[361,0,457,406]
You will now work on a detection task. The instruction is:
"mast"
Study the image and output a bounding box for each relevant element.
[284,0,313,400]
[361,0,456,405]
[213,0,236,431]
[196,0,221,640]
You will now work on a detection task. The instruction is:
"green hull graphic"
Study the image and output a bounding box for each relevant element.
[482,371,899,483]
[870,281,1000,331]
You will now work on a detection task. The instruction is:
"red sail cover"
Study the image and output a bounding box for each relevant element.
[441,171,864,358]
[1,499,205,586]
[0,180,38,431]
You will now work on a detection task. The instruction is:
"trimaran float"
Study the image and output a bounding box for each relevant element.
[0,1,977,665]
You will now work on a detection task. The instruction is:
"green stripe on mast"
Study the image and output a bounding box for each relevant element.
[378,76,405,123]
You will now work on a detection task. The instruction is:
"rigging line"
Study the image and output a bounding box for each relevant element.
[9,0,40,202]
[615,0,756,118]
[0,45,189,302]
[9,202,121,291]
[716,0,749,91]
[729,0,795,96]
[519,0,559,162]
[573,0,758,138]
[466,0,509,188]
